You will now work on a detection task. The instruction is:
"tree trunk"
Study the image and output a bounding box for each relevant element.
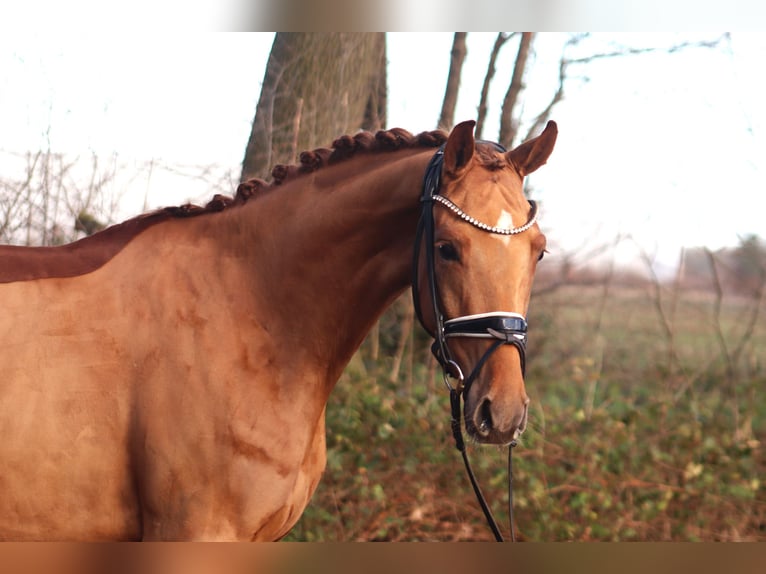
[437,32,467,131]
[476,32,514,139]
[240,33,387,182]
[499,32,534,149]
[388,294,415,384]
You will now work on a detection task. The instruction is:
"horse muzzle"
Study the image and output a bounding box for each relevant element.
[466,382,529,445]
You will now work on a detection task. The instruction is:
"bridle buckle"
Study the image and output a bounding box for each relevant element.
[442,359,465,392]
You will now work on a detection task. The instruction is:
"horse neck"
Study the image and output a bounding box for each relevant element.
[222,148,433,383]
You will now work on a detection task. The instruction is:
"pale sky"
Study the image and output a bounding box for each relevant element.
[1,33,764,271]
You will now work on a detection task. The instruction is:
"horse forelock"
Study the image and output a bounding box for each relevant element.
[474,143,508,171]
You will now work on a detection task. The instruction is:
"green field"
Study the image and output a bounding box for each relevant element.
[285,283,766,541]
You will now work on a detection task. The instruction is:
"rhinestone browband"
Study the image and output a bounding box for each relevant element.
[431,195,538,236]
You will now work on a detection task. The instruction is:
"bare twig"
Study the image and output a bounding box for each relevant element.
[638,245,680,376]
[565,35,730,67]
[704,249,734,380]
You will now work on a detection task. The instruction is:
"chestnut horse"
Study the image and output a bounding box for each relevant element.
[0,120,556,540]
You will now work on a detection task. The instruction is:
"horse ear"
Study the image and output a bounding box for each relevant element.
[506,120,558,176]
[443,120,476,176]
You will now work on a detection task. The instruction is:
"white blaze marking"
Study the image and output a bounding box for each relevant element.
[496,209,514,228]
[495,210,515,245]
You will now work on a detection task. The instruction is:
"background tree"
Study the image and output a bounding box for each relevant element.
[240,33,386,182]
[437,33,467,130]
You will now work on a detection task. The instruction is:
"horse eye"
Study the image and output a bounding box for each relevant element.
[538,249,548,262]
[437,243,460,262]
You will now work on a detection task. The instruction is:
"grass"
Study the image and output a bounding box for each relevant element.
[284,284,766,541]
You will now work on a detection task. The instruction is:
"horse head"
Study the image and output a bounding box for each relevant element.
[414,119,557,445]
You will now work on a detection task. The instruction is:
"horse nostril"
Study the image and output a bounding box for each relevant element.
[478,398,493,436]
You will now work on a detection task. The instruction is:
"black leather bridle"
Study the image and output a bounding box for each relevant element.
[412,143,538,541]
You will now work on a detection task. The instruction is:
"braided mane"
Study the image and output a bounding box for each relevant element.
[0,127,450,284]
[165,127,448,218]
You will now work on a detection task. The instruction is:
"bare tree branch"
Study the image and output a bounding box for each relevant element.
[476,32,515,139]
[567,35,730,66]
[525,33,730,142]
